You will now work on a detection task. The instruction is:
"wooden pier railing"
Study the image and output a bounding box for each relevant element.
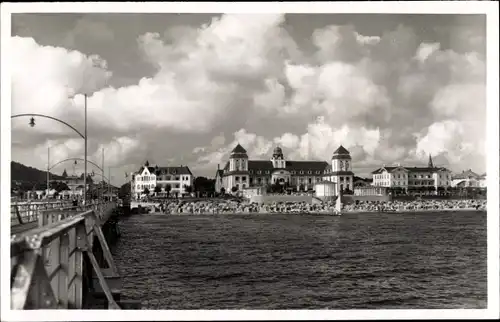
[11,201,74,226]
[10,202,124,310]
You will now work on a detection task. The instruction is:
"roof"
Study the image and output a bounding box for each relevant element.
[452,169,480,180]
[372,166,450,174]
[138,165,193,176]
[333,145,350,155]
[231,144,247,154]
[247,160,329,172]
[155,166,193,176]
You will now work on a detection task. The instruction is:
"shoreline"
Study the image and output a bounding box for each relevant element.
[140,207,486,216]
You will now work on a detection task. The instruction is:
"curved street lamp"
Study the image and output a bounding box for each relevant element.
[12,95,88,203]
[46,157,104,199]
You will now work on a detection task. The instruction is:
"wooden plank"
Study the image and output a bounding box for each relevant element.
[74,223,86,309]
[91,274,122,299]
[11,222,38,235]
[85,250,120,309]
[58,232,69,308]
[27,253,58,309]
[15,205,23,225]
[92,221,119,276]
[67,227,77,308]
[47,236,61,302]
[11,251,38,309]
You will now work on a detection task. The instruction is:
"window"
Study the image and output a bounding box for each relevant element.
[291,171,295,174]
[242,184,246,188]
[175,184,180,188]
[235,176,240,182]
[257,170,261,174]
[265,171,270,174]
[308,171,312,174]
[242,177,247,181]
[300,171,304,174]
[175,176,180,181]
[316,177,321,182]
[249,170,253,174]
[308,178,312,184]
[316,171,320,174]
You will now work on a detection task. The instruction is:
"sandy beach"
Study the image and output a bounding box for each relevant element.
[144,207,485,216]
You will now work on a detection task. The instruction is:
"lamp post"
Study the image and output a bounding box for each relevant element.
[12,110,88,204]
[84,94,88,205]
[47,146,50,200]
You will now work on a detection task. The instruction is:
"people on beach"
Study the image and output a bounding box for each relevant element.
[153,198,486,215]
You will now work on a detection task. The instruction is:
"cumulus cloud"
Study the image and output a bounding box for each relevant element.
[11,14,487,183]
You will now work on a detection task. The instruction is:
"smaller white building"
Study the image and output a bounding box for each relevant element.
[451,169,483,188]
[315,181,336,198]
[131,160,194,199]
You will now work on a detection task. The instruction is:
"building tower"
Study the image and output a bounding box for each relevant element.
[271,146,286,168]
[227,143,249,192]
[229,143,248,171]
[428,154,434,168]
[331,145,354,194]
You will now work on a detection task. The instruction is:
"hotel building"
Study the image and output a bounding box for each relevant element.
[371,155,452,193]
[131,160,194,199]
[216,144,354,195]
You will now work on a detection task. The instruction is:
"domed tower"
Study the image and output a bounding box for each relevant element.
[271,146,286,168]
[331,145,354,193]
[229,143,248,172]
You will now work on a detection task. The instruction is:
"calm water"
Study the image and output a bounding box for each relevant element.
[111,211,487,309]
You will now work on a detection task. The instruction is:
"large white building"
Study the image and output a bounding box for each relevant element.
[131,160,194,199]
[371,155,452,193]
[216,144,354,196]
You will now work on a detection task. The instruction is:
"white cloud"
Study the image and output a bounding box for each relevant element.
[414,42,440,63]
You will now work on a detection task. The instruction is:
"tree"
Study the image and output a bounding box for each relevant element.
[193,176,216,193]
[118,182,131,200]
[184,185,193,194]
[298,184,305,192]
[220,187,226,195]
[154,185,162,195]
[165,184,172,198]
[143,187,150,196]
[231,186,238,194]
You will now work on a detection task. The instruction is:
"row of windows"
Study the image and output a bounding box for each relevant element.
[375,173,452,180]
[136,184,155,190]
[136,176,154,181]
[136,183,182,190]
[136,175,190,182]
[247,170,323,175]
[157,175,190,181]
[374,181,450,187]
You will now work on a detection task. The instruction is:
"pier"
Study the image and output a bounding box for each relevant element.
[10,200,139,309]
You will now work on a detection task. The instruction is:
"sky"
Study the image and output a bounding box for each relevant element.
[10,13,487,186]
